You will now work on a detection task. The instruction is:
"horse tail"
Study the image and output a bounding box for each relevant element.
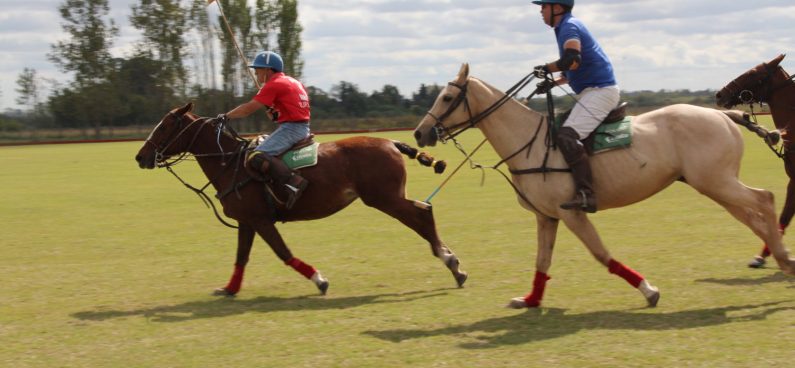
[393,141,447,174]
[722,110,780,146]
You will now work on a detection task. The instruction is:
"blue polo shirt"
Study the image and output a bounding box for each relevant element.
[555,13,616,94]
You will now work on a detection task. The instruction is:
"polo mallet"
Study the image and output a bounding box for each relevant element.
[413,138,489,210]
[207,0,260,89]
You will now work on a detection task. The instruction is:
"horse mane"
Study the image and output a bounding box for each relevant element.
[468,76,544,119]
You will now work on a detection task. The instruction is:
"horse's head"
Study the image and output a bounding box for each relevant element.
[135,102,199,169]
[716,54,787,108]
[414,63,472,147]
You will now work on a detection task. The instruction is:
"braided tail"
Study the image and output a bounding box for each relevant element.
[393,141,447,174]
[723,110,781,146]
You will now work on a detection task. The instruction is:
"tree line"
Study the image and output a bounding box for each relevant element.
[2,0,728,139]
[3,0,449,138]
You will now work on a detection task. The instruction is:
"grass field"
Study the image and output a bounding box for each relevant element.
[1,116,794,367]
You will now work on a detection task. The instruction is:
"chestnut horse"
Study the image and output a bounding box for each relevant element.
[135,102,467,296]
[717,54,795,267]
[414,64,795,309]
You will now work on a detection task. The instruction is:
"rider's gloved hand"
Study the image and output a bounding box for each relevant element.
[533,64,550,79]
[216,113,228,123]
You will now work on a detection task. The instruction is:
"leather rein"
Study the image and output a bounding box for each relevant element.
[425,73,569,216]
[725,64,795,158]
[146,113,251,229]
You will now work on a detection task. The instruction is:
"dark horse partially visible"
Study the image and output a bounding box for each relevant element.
[717,54,795,267]
[135,103,467,296]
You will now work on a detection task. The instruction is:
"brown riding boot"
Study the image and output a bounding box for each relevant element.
[246,151,309,209]
[556,127,597,213]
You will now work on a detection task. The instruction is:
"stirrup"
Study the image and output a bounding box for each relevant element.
[284,179,308,209]
[560,190,597,213]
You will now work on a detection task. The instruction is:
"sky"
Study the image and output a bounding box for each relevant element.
[1,0,795,110]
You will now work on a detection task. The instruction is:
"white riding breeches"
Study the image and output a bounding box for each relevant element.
[563,85,621,139]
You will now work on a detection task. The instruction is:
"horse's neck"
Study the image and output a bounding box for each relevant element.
[470,79,548,165]
[768,83,795,131]
[192,133,245,191]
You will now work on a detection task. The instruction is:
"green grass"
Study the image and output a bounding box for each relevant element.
[1,117,793,367]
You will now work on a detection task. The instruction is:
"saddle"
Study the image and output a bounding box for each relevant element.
[554,102,632,155]
[253,133,316,155]
[556,102,628,128]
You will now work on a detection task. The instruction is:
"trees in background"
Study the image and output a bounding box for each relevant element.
[130,0,189,97]
[47,0,120,136]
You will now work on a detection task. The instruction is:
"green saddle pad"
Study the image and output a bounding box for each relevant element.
[553,116,633,154]
[282,142,319,170]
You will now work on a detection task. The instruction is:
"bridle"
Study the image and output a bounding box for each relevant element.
[423,72,567,218]
[145,111,251,229]
[721,63,795,159]
[425,72,537,143]
[144,112,206,167]
[722,64,795,107]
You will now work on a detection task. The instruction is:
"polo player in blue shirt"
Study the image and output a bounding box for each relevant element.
[532,0,620,213]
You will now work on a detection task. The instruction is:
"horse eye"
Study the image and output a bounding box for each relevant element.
[443,95,453,102]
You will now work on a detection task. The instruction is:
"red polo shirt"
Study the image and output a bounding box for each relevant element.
[253,72,311,123]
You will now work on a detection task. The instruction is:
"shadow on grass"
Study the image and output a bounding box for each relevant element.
[363,301,793,349]
[71,288,450,322]
[696,272,795,287]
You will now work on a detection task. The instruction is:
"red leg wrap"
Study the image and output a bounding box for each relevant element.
[225,264,245,293]
[286,257,316,279]
[523,271,551,307]
[608,259,643,288]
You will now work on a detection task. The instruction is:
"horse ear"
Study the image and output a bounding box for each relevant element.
[176,102,193,116]
[769,54,785,67]
[456,63,470,84]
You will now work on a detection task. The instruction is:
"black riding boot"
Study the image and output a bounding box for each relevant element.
[246,151,309,209]
[556,127,597,213]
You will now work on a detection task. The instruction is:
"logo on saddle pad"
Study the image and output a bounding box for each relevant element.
[282,142,319,170]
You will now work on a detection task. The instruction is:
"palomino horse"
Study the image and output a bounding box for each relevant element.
[717,54,795,267]
[135,102,467,296]
[414,64,795,308]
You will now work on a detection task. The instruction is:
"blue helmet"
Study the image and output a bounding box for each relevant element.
[249,51,283,72]
[532,0,574,7]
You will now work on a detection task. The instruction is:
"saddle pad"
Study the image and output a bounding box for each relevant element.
[282,142,319,170]
[553,116,633,154]
[590,117,632,153]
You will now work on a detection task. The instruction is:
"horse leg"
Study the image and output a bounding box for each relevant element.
[699,182,795,275]
[364,197,468,287]
[508,215,559,308]
[561,212,660,307]
[213,223,256,297]
[779,155,795,230]
[751,162,795,267]
[253,220,329,295]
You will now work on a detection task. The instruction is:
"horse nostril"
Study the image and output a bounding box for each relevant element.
[135,155,142,163]
[414,130,422,141]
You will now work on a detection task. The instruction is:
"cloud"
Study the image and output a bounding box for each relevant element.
[1,0,795,110]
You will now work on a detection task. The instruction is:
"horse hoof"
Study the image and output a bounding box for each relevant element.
[212,287,237,297]
[317,280,329,295]
[747,256,766,269]
[455,272,468,288]
[646,290,660,308]
[506,297,533,309]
